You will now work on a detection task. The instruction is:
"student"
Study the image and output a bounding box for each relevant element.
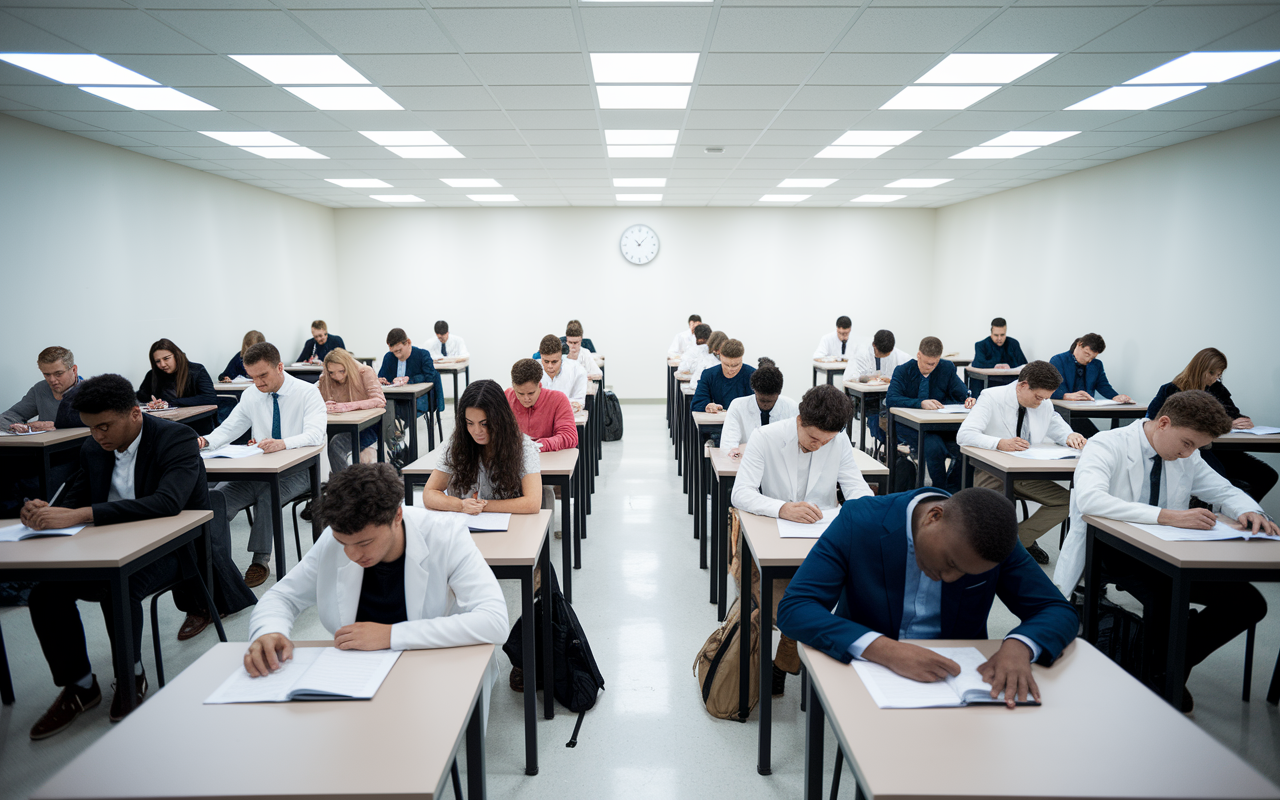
[884,337,975,492]
[2,346,81,432]
[21,374,255,738]
[296,320,346,364]
[688,330,728,393]
[777,488,1078,707]
[539,334,588,412]
[691,338,755,421]
[1054,391,1275,711]
[812,315,853,360]
[200,342,327,587]
[956,361,1087,564]
[972,317,1028,370]
[318,348,386,473]
[565,320,602,379]
[506,359,578,453]
[676,324,712,377]
[135,338,217,435]
[218,330,266,382]
[1146,348,1277,503]
[851,329,910,385]
[669,314,701,356]
[433,320,469,360]
[424,380,542,515]
[561,319,596,354]
[720,358,799,457]
[1049,333,1133,437]
[378,327,444,418]
[243,463,508,722]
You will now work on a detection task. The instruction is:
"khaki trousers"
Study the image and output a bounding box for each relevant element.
[973,470,1071,547]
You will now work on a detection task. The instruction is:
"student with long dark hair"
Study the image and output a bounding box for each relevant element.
[135,338,217,434]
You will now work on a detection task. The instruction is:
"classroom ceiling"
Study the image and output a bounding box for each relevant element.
[2,0,1279,209]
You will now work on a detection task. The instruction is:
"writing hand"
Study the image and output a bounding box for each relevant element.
[335,622,392,651]
[10,423,30,433]
[1066,433,1087,449]
[1233,417,1253,430]
[779,502,823,524]
[20,499,49,526]
[998,438,1030,452]
[1158,507,1217,530]
[921,399,943,411]
[964,397,976,409]
[1113,394,1133,404]
[244,633,294,677]
[257,438,285,454]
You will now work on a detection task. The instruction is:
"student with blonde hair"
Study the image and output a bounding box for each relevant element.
[319,348,386,473]
[2,346,81,432]
[219,330,266,383]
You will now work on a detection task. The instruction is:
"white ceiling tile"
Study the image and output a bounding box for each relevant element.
[1204,7,1280,50]
[681,128,764,144]
[0,85,130,112]
[0,10,85,52]
[124,129,240,147]
[969,86,1100,112]
[808,53,943,85]
[106,55,270,87]
[1078,5,1276,52]
[55,110,186,131]
[1096,109,1234,130]
[1027,109,1138,130]
[710,7,858,52]
[227,110,349,130]
[120,144,204,160]
[489,85,594,110]
[835,6,995,52]
[435,8,580,53]
[1155,83,1280,112]
[518,129,600,145]
[597,109,685,128]
[848,109,959,128]
[150,10,337,53]
[345,55,479,87]
[906,130,999,147]
[693,85,797,110]
[769,110,867,129]
[409,110,515,129]
[756,129,840,145]
[788,85,897,110]
[685,109,778,128]
[291,10,455,53]
[1180,108,1279,130]
[3,108,99,130]
[579,7,712,51]
[137,0,279,7]
[447,128,536,144]
[466,54,588,86]
[960,6,1143,52]
[530,145,604,158]
[699,53,823,85]
[933,111,1050,130]
[1016,53,1182,86]
[383,86,500,111]
[506,109,598,128]
[180,87,315,112]
[6,8,209,54]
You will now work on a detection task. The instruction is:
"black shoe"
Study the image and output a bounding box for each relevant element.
[109,670,148,723]
[1027,542,1050,565]
[299,501,312,521]
[30,678,101,740]
[771,665,786,697]
[1182,687,1194,714]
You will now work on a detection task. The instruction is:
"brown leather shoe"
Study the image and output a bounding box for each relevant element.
[30,679,102,740]
[244,563,269,588]
[109,671,147,723]
[510,666,524,692]
[177,613,211,641]
[774,634,801,675]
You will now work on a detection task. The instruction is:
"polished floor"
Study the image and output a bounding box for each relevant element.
[2,404,1279,799]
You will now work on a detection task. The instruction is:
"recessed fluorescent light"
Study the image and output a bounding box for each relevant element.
[1066,85,1204,111]
[230,55,368,85]
[950,146,1039,159]
[597,86,691,109]
[607,145,675,158]
[779,178,836,188]
[833,130,921,146]
[0,53,159,85]
[359,130,447,146]
[886,178,951,188]
[881,86,999,110]
[617,194,662,201]
[469,195,519,202]
[981,131,1079,147]
[614,178,666,187]
[240,146,328,159]
[852,195,905,203]
[284,86,401,111]
[605,129,678,144]
[915,53,1056,84]
[1125,51,1280,85]
[441,178,501,188]
[590,53,699,84]
[815,146,893,159]
[80,86,217,111]
[371,195,424,203]
[199,131,297,147]
[327,178,391,188]
[386,146,465,159]
[760,194,810,202]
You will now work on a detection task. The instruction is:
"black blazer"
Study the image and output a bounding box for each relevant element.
[136,363,218,434]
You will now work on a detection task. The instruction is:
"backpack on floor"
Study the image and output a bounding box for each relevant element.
[693,593,760,720]
[602,391,624,442]
[1086,593,1145,681]
[892,452,917,493]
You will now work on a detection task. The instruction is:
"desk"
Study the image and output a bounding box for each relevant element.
[146,404,217,428]
[666,357,681,442]
[573,410,590,538]
[472,510,554,775]
[950,355,973,368]
[841,379,888,453]
[960,445,1078,498]
[32,641,494,800]
[887,407,969,489]
[382,383,437,457]
[800,638,1280,800]
[0,427,90,500]
[965,363,1023,395]
[282,362,322,383]
[203,445,323,580]
[811,359,847,387]
[675,376,692,474]
[691,411,726,566]
[1213,431,1280,454]
[1082,514,1280,707]
[0,510,219,714]
[1052,399,1146,430]
[326,407,387,464]
[434,358,471,405]
[679,383,694,489]
[214,382,252,394]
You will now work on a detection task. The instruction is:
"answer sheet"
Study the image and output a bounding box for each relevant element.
[937,405,971,413]
[1131,519,1280,542]
[465,512,512,532]
[1008,445,1081,460]
[777,507,839,539]
[202,444,264,459]
[0,523,86,542]
[1223,426,1280,436]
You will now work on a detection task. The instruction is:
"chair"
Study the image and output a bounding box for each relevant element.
[148,539,229,688]
[290,490,313,562]
[0,618,14,705]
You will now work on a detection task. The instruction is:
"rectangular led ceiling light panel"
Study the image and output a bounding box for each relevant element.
[1066,85,1204,110]
[915,53,1056,84]
[779,178,837,188]
[950,146,1039,159]
[1125,52,1280,84]
[441,178,501,187]
[881,86,999,109]
[360,130,448,146]
[614,178,666,187]
[371,195,423,202]
[285,86,402,110]
[833,130,921,146]
[0,53,158,85]
[327,178,391,188]
[590,53,699,83]
[852,194,905,202]
[607,145,675,157]
[469,194,519,201]
[200,131,297,147]
[240,146,328,159]
[980,131,1079,146]
[597,86,691,109]
[605,129,678,144]
[386,146,465,158]
[759,194,810,201]
[617,194,662,201]
[230,55,368,85]
[815,146,893,158]
[886,178,951,188]
[81,86,217,110]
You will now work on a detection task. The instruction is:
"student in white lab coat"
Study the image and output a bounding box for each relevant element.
[433,320,468,360]
[720,358,800,457]
[813,315,853,360]
[565,320,602,380]
[1053,390,1275,712]
[668,314,702,356]
[956,361,1087,565]
[677,324,711,376]
[688,330,727,393]
[851,329,912,384]
[537,334,588,411]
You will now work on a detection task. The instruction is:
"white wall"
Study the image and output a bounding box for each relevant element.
[333,206,936,400]
[0,114,338,395]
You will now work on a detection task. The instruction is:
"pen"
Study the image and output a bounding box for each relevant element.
[47,483,65,507]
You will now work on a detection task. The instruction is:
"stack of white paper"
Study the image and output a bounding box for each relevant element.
[1008,445,1081,461]
[777,508,840,539]
[202,444,264,459]
[0,523,86,542]
[1224,426,1280,436]
[937,405,971,414]
[1131,520,1280,542]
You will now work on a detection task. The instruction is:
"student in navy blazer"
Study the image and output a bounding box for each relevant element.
[778,488,1078,704]
[884,336,974,492]
[1048,333,1133,437]
[379,328,443,415]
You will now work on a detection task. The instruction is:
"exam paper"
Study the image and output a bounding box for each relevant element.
[0,429,44,436]
[777,507,840,539]
[1008,445,1081,461]
[937,404,971,414]
[202,444,264,459]
[0,523,86,542]
[1224,426,1280,436]
[1131,520,1280,542]
[465,512,512,532]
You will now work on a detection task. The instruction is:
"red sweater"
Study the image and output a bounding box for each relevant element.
[506,387,578,452]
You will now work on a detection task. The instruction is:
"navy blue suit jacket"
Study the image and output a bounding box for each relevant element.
[379,347,443,413]
[1049,351,1117,400]
[885,359,969,409]
[691,363,755,413]
[776,489,1078,666]
[972,337,1027,369]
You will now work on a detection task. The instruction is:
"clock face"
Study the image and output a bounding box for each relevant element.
[620,224,659,265]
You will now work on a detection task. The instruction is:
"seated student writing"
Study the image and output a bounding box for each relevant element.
[691,338,754,417]
[507,359,578,453]
[218,330,266,383]
[721,358,799,458]
[688,331,728,393]
[22,374,255,738]
[318,348,386,473]
[424,380,542,515]
[538,334,588,413]
[135,338,217,435]
[2,346,81,432]
[957,361,1086,565]
[1049,333,1133,437]
[560,319,596,354]
[778,488,1078,707]
[813,315,853,361]
[297,320,346,364]
[200,342,327,588]
[972,317,1028,370]
[1054,391,1276,711]
[669,314,702,356]
[851,329,910,385]
[1147,347,1276,503]
[433,320,468,360]
[565,320,602,380]
[379,327,444,424]
[676,324,712,377]
[884,337,975,492]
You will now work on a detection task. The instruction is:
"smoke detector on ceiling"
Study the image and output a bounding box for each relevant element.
[704,147,724,154]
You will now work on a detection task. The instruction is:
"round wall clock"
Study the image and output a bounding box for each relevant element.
[620,224,659,265]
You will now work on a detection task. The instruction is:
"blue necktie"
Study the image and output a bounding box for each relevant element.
[875,356,881,371]
[1149,455,1162,506]
[918,374,930,402]
[271,393,282,439]
[441,341,446,357]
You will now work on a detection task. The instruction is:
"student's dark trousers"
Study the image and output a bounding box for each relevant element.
[29,554,183,686]
[895,425,962,493]
[1211,450,1278,504]
[1069,418,1100,438]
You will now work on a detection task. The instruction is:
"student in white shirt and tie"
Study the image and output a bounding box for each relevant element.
[851,329,911,384]
[956,360,1087,565]
[668,314,702,356]
[538,334,587,412]
[433,320,468,359]
[720,358,800,458]
[199,342,327,588]
[813,315,852,360]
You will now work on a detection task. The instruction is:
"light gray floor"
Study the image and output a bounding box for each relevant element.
[2,404,1278,799]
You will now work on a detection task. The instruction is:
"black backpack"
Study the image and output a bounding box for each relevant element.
[1087,594,1145,681]
[602,391,624,442]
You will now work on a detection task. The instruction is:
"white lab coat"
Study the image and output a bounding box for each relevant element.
[433,335,468,359]
[721,394,801,451]
[678,343,707,376]
[956,382,1073,450]
[1053,421,1262,595]
[731,418,873,518]
[669,330,696,356]
[689,352,721,393]
[850,344,911,382]
[541,358,588,406]
[813,331,851,360]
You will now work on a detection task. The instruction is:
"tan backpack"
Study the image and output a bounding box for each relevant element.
[694,509,761,719]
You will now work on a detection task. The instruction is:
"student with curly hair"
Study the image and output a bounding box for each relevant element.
[720,357,799,458]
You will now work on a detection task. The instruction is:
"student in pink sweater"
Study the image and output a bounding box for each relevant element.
[318,348,386,473]
[506,358,578,452]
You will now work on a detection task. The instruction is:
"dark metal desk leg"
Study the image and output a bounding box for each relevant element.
[309,460,322,543]
[1082,526,1100,641]
[574,462,583,570]
[466,692,487,800]
[109,571,136,715]
[183,540,226,641]
[404,477,413,507]
[350,429,360,468]
[0,619,15,704]
[709,471,719,604]
[1002,472,1014,502]
[541,540,554,720]
[376,421,385,463]
[426,406,435,453]
[915,424,926,489]
[407,400,420,464]
[758,569,774,775]
[520,568,538,775]
[738,533,750,722]
[561,477,573,603]
[718,478,731,621]
[271,477,286,578]
[962,454,972,489]
[804,677,825,800]
[887,413,898,488]
[1165,573,1192,707]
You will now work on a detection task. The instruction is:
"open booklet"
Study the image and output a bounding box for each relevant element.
[853,646,1038,708]
[0,429,45,436]
[936,404,971,414]
[1223,426,1280,436]
[202,444,264,459]
[462,512,511,532]
[1008,444,1080,461]
[1131,518,1280,543]
[0,522,86,542]
[204,647,401,704]
[777,507,839,539]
